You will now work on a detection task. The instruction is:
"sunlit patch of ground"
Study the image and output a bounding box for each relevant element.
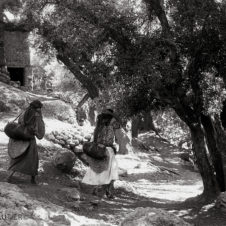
[116,150,203,202]
[115,132,203,203]
[129,179,203,201]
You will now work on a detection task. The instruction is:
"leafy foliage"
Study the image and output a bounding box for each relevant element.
[6,0,226,119]
[153,108,191,147]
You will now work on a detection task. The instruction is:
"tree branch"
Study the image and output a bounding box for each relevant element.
[61,1,134,52]
[143,0,171,38]
[143,0,179,65]
[56,54,99,99]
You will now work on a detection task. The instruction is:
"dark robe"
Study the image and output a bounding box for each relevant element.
[8,108,45,176]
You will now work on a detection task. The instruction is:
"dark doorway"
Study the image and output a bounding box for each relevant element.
[7,67,25,86]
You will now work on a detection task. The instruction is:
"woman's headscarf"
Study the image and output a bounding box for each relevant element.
[30,100,43,109]
[24,100,43,126]
[94,109,121,141]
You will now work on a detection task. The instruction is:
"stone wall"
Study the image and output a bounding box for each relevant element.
[4,31,32,87]
[4,31,30,67]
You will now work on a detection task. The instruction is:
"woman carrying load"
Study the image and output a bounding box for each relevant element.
[7,100,45,184]
[82,109,121,199]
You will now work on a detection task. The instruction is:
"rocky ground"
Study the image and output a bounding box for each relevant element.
[1,82,226,226]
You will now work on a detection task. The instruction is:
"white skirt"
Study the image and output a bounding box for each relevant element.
[82,147,119,185]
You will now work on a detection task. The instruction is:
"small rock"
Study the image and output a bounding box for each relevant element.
[55,135,63,140]
[73,145,83,153]
[74,135,83,142]
[50,214,70,225]
[61,134,70,141]
[74,139,80,146]
[46,134,55,141]
[84,134,92,141]
[58,140,66,146]
[69,140,80,148]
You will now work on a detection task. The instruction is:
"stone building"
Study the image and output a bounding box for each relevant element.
[4,31,32,87]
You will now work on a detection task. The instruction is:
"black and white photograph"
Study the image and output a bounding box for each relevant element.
[0,0,226,225]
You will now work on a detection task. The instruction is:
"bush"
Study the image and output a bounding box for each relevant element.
[42,100,77,124]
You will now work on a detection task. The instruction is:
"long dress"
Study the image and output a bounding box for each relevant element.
[82,118,119,185]
[8,111,45,176]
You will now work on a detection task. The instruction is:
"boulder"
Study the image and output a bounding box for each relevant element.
[53,150,76,173]
[120,207,192,226]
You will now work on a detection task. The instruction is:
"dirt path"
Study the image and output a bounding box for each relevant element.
[0,121,226,225]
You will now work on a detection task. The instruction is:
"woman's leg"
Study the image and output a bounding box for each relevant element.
[93,185,105,198]
[106,180,115,199]
[31,175,36,184]
[92,186,99,196]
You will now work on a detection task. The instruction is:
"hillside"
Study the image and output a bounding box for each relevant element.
[0,82,225,226]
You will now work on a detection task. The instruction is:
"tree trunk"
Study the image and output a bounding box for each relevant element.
[143,0,171,38]
[37,24,99,99]
[201,114,225,192]
[77,93,90,109]
[0,4,5,68]
[131,115,141,138]
[57,55,99,99]
[190,123,219,196]
[174,104,220,196]
[88,104,96,126]
[214,115,226,155]
[212,115,226,190]
[142,111,159,135]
